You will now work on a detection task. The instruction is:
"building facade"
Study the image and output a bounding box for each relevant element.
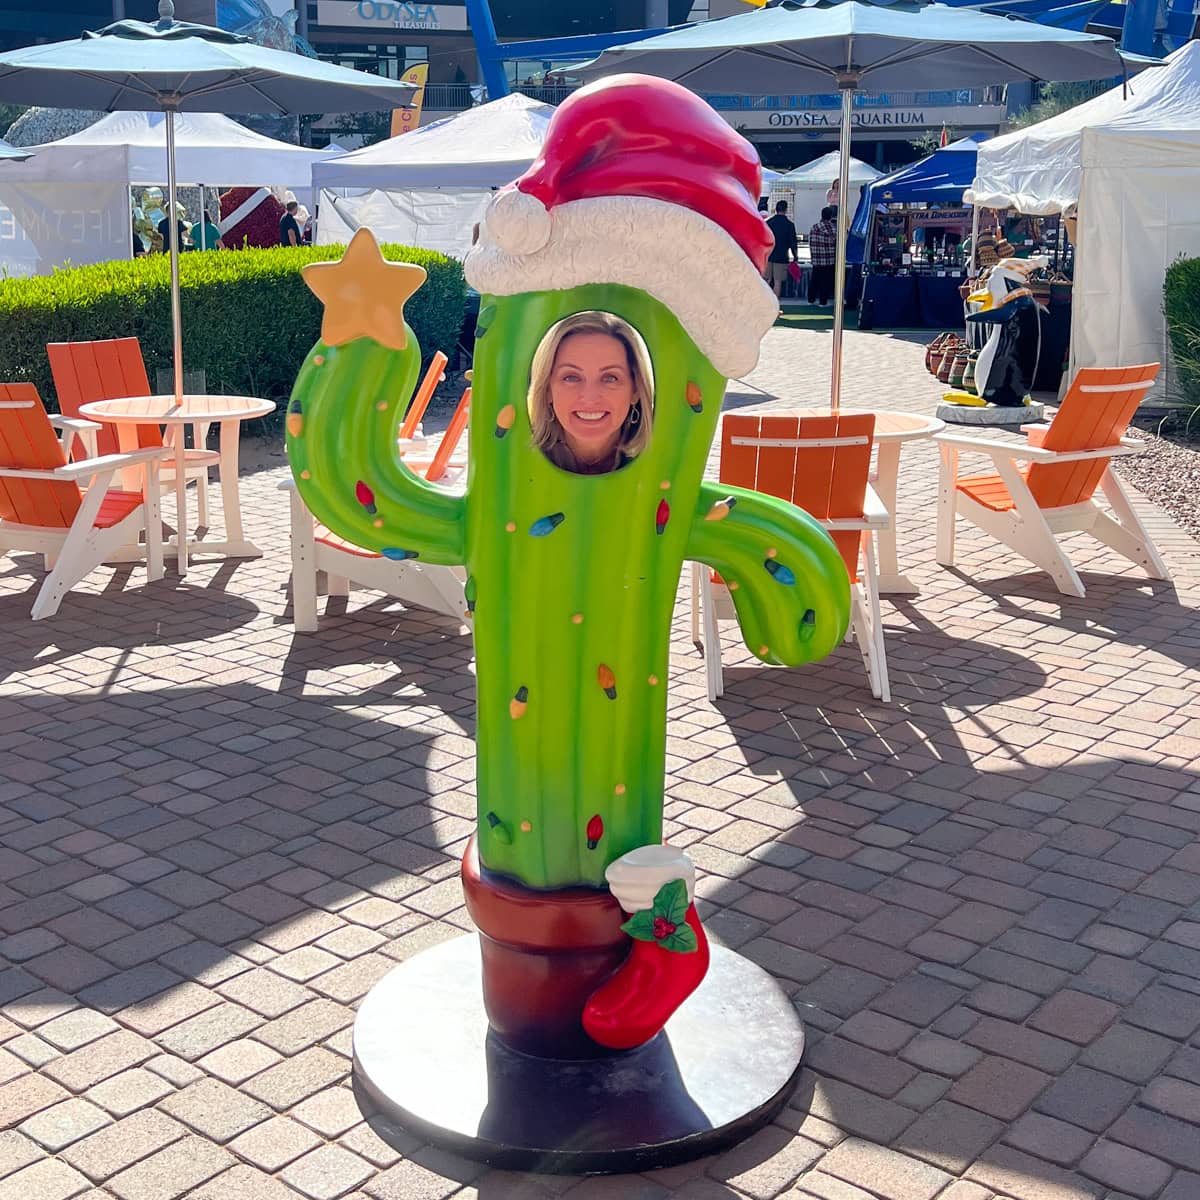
[2,0,1009,166]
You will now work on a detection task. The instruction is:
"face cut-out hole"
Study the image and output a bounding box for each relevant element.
[526,311,654,476]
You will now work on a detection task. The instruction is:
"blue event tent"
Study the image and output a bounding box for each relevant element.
[848,134,987,265]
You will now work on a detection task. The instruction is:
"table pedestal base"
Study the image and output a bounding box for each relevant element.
[168,538,264,561]
[878,573,919,596]
[105,539,263,566]
[353,935,805,1175]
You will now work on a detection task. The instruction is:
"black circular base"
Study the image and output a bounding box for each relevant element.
[353,934,805,1174]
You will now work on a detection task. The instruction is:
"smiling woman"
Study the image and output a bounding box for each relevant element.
[527,311,655,475]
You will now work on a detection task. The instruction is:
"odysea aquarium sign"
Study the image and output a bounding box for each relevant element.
[728,104,1006,132]
[315,0,469,30]
[771,110,926,128]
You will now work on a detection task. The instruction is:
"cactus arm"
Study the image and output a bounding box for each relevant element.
[685,480,851,665]
[286,338,466,565]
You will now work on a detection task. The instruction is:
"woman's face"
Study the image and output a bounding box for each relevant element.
[548,332,635,464]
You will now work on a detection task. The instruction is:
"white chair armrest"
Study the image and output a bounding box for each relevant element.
[934,431,1017,455]
[56,447,171,480]
[861,483,891,528]
[934,430,1141,465]
[49,415,103,432]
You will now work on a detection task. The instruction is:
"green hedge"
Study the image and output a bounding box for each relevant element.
[0,244,466,424]
[1165,255,1200,407]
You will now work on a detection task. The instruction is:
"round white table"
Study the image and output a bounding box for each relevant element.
[80,394,275,578]
[783,408,945,594]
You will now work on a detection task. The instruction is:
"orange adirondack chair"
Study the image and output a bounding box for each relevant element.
[691,411,891,701]
[47,338,220,525]
[0,383,165,619]
[397,350,448,447]
[936,363,1169,597]
[285,383,470,631]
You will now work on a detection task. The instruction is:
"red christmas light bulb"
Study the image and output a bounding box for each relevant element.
[586,814,604,850]
[355,480,377,515]
[655,499,670,535]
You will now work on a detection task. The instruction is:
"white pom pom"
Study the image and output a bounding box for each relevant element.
[485,188,552,255]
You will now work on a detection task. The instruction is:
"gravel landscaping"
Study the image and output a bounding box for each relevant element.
[1118,412,1200,538]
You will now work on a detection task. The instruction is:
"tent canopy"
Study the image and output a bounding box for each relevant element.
[6,109,339,188]
[968,41,1200,214]
[312,94,556,191]
[966,42,1200,393]
[769,150,880,242]
[848,134,985,262]
[776,151,881,187]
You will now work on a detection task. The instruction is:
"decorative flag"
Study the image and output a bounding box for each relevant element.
[939,123,950,148]
[390,63,429,138]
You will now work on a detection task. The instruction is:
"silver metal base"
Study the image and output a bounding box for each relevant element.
[353,935,806,1174]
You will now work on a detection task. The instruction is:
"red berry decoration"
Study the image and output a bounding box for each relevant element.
[652,917,677,940]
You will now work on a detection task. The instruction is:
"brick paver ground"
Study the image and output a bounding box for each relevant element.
[1,323,1198,1200]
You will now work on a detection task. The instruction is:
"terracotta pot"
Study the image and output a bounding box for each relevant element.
[963,353,978,395]
[461,837,629,1059]
[949,352,968,389]
[926,332,952,375]
[937,346,958,384]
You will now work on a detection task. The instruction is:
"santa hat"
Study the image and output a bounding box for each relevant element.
[464,74,779,379]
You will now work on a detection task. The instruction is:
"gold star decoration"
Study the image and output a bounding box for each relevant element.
[301,227,426,351]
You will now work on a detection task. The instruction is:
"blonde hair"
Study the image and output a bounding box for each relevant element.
[527,312,654,462]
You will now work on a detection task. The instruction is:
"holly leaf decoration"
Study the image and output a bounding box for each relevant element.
[654,879,690,927]
[660,924,699,954]
[619,879,694,947]
[621,910,658,942]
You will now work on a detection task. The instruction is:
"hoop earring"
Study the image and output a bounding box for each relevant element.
[628,404,641,428]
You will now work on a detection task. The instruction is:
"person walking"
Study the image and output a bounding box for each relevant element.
[279,200,302,247]
[191,209,224,251]
[764,200,798,299]
[808,205,838,306]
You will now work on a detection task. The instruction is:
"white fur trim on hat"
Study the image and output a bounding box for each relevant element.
[465,195,779,379]
[604,844,696,915]
[486,187,553,256]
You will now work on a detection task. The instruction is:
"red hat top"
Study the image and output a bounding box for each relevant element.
[466,74,780,378]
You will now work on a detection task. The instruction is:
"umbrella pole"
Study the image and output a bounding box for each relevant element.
[199,184,206,250]
[969,204,979,276]
[830,81,855,415]
[166,105,184,404]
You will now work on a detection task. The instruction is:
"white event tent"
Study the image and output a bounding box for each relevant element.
[0,110,340,275]
[313,93,556,260]
[769,150,881,240]
[968,42,1200,392]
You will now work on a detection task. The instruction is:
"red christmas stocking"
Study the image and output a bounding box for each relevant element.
[583,845,710,1050]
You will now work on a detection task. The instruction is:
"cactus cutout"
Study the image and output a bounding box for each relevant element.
[288,232,849,891]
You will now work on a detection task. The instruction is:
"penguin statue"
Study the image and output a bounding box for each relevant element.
[946,256,1048,408]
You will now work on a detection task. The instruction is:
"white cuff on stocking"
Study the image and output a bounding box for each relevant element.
[605,844,696,915]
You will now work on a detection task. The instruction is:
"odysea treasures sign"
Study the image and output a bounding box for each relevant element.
[314,1,468,30]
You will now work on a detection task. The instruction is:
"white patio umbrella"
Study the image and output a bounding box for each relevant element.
[0,0,415,401]
[577,0,1155,411]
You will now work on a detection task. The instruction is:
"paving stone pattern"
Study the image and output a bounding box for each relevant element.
[1,324,1199,1199]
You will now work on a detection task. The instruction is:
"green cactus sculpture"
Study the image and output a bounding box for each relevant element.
[287,231,850,891]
